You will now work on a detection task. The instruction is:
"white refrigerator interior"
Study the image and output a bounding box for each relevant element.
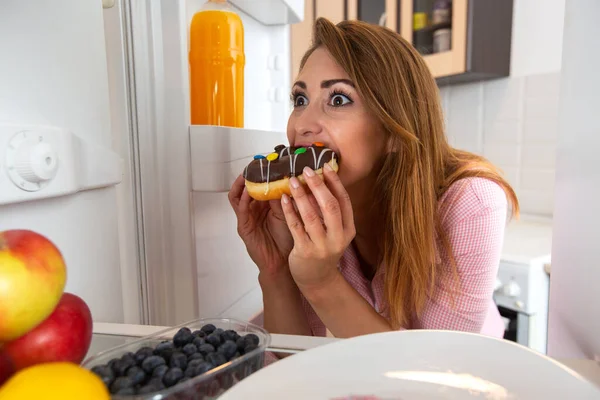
[1,0,301,327]
[0,1,126,323]
[547,0,600,360]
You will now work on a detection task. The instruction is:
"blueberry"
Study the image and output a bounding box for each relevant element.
[218,340,238,360]
[135,346,154,364]
[244,344,258,354]
[126,365,146,385]
[205,333,221,348]
[236,337,246,352]
[186,359,204,371]
[182,343,197,356]
[195,361,213,375]
[200,324,216,335]
[173,327,194,347]
[188,352,204,362]
[170,351,188,370]
[192,337,205,348]
[115,387,136,395]
[222,329,239,342]
[162,367,184,387]
[232,351,242,359]
[142,355,166,373]
[158,347,175,363]
[108,358,119,370]
[154,340,174,353]
[120,354,136,370]
[147,377,166,390]
[152,364,169,379]
[192,330,206,338]
[185,361,213,378]
[198,343,215,356]
[244,333,260,346]
[206,352,227,367]
[112,359,130,376]
[110,376,133,394]
[91,365,114,386]
[214,328,224,336]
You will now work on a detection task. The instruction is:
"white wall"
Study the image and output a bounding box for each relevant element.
[547,0,600,360]
[440,72,560,216]
[440,0,566,217]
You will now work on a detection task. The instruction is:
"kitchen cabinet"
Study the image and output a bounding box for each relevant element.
[402,0,513,85]
[346,0,398,32]
[290,0,513,85]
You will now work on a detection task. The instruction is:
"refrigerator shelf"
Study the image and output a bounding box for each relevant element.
[190,124,287,192]
[230,0,303,25]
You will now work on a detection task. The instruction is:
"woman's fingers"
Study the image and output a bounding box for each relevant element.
[281,194,309,246]
[302,167,344,237]
[306,193,322,221]
[228,174,246,210]
[323,163,355,237]
[268,199,286,222]
[288,176,326,242]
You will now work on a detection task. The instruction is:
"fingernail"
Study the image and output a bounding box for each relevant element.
[324,162,333,171]
[290,177,300,189]
[303,167,315,177]
[282,194,290,204]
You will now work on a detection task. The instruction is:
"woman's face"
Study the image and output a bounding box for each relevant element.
[287,47,387,190]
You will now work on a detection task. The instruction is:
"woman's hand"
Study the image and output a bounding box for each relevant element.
[228,175,294,279]
[280,163,356,292]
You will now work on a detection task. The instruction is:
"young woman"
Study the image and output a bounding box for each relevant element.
[228,18,518,340]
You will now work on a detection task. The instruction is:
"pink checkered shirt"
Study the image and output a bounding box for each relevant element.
[254,177,507,339]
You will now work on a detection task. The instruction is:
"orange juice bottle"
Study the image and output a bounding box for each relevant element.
[189,0,245,127]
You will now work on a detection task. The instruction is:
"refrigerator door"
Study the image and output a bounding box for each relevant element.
[127,0,297,326]
[547,0,600,360]
[0,1,138,323]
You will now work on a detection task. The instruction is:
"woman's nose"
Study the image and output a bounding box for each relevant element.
[294,103,323,138]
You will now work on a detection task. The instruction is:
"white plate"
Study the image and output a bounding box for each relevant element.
[221,330,600,399]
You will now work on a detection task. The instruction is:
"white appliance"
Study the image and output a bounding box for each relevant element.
[494,218,553,355]
[0,0,300,326]
[547,0,600,361]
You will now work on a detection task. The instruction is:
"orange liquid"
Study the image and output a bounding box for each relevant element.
[189,9,245,127]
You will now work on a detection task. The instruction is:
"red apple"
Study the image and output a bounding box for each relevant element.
[0,230,67,342]
[0,292,93,371]
[0,353,14,386]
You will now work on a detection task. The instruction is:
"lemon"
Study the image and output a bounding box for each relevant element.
[0,362,110,400]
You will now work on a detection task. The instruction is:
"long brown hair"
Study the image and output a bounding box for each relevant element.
[299,18,519,329]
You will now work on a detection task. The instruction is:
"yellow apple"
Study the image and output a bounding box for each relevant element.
[0,230,67,342]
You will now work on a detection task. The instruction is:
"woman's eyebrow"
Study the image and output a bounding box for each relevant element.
[321,79,355,88]
[292,81,307,89]
[292,79,355,90]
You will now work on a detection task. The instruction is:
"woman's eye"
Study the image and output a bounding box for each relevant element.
[330,94,351,107]
[294,95,308,107]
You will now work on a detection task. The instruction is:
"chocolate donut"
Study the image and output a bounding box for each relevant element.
[243,143,339,201]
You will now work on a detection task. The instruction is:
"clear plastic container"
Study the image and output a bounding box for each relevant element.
[82,318,270,399]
